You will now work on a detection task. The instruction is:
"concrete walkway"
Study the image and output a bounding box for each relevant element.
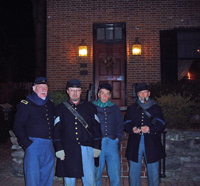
[0,140,199,186]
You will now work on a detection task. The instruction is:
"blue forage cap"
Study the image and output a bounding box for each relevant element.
[136,82,148,93]
[66,79,82,88]
[34,77,48,85]
[98,83,112,92]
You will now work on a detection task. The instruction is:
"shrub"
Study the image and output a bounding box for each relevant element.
[155,93,200,129]
[149,80,200,101]
[148,81,200,129]
[49,90,69,106]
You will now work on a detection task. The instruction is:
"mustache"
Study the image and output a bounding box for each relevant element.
[140,97,148,104]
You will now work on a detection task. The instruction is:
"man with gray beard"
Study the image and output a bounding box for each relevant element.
[13,77,55,186]
[124,82,165,186]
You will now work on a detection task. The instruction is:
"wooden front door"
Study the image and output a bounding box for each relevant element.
[93,23,126,106]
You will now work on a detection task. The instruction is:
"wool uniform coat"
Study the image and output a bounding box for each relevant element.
[54,99,102,178]
[124,102,165,164]
[13,98,55,149]
[95,104,124,142]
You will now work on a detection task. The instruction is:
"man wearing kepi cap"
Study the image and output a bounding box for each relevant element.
[54,79,102,186]
[13,77,55,186]
[93,83,124,186]
[124,82,165,186]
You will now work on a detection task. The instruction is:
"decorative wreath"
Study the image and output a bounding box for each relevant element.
[102,56,117,70]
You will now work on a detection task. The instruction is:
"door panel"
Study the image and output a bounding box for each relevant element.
[94,43,125,106]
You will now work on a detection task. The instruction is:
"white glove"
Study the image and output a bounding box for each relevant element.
[56,150,65,160]
[93,148,101,158]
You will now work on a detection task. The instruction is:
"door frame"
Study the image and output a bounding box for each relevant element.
[93,22,127,105]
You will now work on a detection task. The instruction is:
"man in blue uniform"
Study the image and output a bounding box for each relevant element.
[13,77,55,186]
[93,83,124,186]
[124,82,165,186]
[54,79,102,186]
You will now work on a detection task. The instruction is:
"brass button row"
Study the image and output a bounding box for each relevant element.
[75,116,80,144]
[46,105,52,135]
[141,112,144,125]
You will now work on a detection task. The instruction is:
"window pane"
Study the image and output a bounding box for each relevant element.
[106,27,113,40]
[115,27,122,40]
[97,28,105,40]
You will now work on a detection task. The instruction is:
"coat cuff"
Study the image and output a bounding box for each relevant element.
[54,140,64,152]
[93,138,101,150]
[19,139,33,150]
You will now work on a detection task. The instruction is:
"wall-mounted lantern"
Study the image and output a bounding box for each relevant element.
[132,38,141,55]
[79,39,87,57]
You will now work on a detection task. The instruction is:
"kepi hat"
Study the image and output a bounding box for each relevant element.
[66,79,82,88]
[34,77,48,85]
[136,82,148,93]
[98,83,112,92]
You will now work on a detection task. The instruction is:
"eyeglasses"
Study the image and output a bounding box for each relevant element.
[68,89,82,92]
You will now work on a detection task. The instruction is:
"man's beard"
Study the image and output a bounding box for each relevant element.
[139,96,149,103]
[71,97,79,102]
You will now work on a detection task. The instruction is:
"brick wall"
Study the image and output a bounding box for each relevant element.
[46,0,200,178]
[47,0,200,106]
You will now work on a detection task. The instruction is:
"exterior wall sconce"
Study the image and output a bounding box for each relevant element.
[132,38,141,55]
[79,39,87,57]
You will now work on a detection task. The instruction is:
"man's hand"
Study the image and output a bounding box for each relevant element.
[141,126,150,133]
[56,150,65,160]
[133,127,141,133]
[93,148,101,158]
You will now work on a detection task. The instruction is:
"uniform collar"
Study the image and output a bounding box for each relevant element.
[27,92,50,106]
[136,98,156,110]
[68,99,84,106]
[93,98,115,108]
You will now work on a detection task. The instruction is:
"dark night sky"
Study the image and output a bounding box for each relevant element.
[0,0,35,82]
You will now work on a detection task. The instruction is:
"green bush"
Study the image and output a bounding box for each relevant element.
[49,90,68,106]
[155,93,200,129]
[149,80,200,101]
[148,81,200,129]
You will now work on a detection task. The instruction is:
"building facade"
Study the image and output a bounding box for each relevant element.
[46,0,200,178]
[47,0,200,107]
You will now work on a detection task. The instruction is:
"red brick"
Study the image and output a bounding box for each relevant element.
[47,0,200,176]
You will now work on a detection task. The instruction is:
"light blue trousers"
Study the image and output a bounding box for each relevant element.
[95,137,121,186]
[64,146,96,186]
[129,135,159,186]
[24,137,55,186]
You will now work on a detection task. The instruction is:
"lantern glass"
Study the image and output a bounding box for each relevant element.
[79,46,87,56]
[132,44,141,55]
[132,38,141,55]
